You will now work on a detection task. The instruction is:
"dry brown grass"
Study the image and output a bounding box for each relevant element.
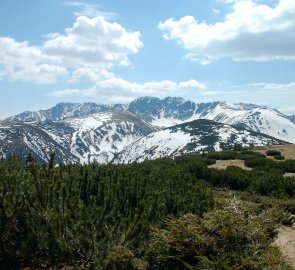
[208,159,252,170]
[256,144,295,160]
[208,144,295,172]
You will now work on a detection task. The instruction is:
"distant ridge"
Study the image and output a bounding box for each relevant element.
[7,96,295,143]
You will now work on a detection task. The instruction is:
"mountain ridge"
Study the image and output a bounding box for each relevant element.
[7,96,295,143]
[1,111,156,164]
[113,119,287,164]
[1,96,294,164]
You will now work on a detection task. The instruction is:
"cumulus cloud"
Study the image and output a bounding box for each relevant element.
[0,14,206,101]
[43,16,143,68]
[51,78,206,102]
[0,16,142,84]
[158,0,295,62]
[0,37,67,84]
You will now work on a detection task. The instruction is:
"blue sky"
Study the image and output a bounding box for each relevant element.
[0,0,295,118]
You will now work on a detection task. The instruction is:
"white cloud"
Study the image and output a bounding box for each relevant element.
[178,79,207,90]
[43,16,142,68]
[50,88,82,97]
[69,66,115,83]
[85,78,206,98]
[245,82,295,90]
[0,16,143,84]
[51,78,206,102]
[159,0,295,62]
[0,37,67,84]
[64,1,117,19]
[0,15,206,102]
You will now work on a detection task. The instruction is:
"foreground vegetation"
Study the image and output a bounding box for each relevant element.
[0,149,294,269]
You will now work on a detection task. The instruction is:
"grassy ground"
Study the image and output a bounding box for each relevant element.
[208,144,295,177]
[209,144,295,269]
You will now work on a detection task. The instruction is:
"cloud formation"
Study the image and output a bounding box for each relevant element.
[159,0,295,62]
[0,16,142,84]
[0,37,67,84]
[0,14,206,100]
[50,78,206,102]
[43,16,142,68]
[64,1,117,19]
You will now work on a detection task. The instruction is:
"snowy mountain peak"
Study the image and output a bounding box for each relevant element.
[6,96,295,143]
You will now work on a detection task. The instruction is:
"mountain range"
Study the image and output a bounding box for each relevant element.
[1,96,293,164]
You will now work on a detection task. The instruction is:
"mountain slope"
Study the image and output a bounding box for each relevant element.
[0,121,78,163]
[113,119,287,164]
[127,98,295,143]
[1,111,155,164]
[60,111,155,163]
[7,102,127,123]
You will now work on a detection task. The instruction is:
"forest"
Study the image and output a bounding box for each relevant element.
[0,147,295,269]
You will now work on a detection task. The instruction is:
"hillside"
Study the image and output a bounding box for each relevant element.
[0,111,155,164]
[114,119,287,164]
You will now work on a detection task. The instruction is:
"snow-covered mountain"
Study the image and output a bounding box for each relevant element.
[6,102,126,123]
[8,97,295,143]
[0,111,155,163]
[0,120,79,163]
[60,111,155,163]
[127,97,295,143]
[113,119,286,164]
[2,97,294,164]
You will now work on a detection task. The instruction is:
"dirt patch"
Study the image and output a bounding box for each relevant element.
[207,144,295,171]
[208,160,252,170]
[256,144,295,160]
[275,225,295,269]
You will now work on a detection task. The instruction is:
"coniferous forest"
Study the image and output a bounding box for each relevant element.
[1,149,295,269]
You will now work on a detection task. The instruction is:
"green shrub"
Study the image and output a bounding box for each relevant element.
[266,150,282,156]
[203,158,216,165]
[244,157,268,168]
[274,155,285,160]
[280,159,295,173]
[206,150,238,160]
[240,150,257,155]
[148,199,291,270]
[206,152,221,160]
[0,157,214,268]
[219,150,238,160]
[281,215,294,227]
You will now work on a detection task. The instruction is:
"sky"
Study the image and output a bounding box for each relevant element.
[0,0,295,118]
